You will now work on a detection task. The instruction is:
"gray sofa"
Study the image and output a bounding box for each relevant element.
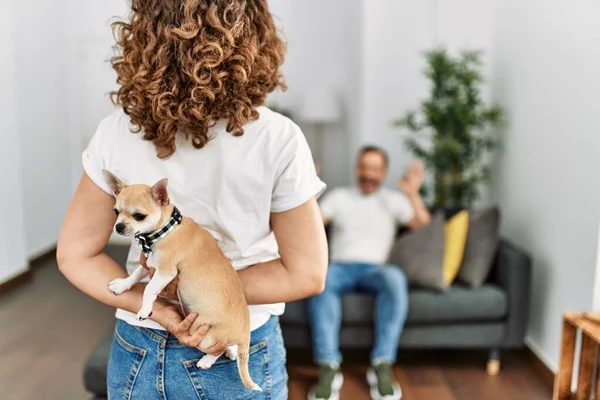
[84,239,531,399]
[279,240,531,364]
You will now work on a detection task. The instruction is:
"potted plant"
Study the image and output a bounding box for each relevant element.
[394,47,504,208]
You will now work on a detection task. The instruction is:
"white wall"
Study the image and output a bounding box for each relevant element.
[489,0,600,371]
[593,223,600,311]
[267,0,362,188]
[271,0,494,188]
[0,2,29,283]
[0,0,126,266]
[63,0,126,192]
[12,0,73,257]
[360,0,493,188]
[60,0,128,244]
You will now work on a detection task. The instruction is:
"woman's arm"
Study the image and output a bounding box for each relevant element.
[143,197,328,304]
[57,174,210,348]
[57,173,148,311]
[238,198,329,304]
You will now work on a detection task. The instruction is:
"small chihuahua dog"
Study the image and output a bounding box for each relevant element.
[102,170,260,391]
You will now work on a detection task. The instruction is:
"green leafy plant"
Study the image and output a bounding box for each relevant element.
[394,47,504,208]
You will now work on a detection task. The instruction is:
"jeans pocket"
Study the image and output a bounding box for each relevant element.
[107,325,147,400]
[182,340,270,400]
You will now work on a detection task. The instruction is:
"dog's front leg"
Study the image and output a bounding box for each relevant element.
[137,269,177,321]
[108,264,149,295]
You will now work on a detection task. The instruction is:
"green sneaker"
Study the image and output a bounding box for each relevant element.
[308,365,344,400]
[366,363,402,400]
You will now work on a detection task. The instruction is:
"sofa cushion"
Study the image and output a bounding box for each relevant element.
[406,284,507,324]
[387,212,447,291]
[282,300,309,325]
[458,207,501,287]
[83,331,113,397]
[442,210,470,286]
[281,284,508,326]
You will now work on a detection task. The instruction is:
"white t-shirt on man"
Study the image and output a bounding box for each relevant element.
[82,106,326,331]
[320,187,414,265]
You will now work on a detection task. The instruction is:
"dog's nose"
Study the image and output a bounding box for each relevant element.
[115,223,125,234]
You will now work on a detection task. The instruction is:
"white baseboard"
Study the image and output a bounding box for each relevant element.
[525,335,557,373]
[28,243,57,260]
[0,263,29,285]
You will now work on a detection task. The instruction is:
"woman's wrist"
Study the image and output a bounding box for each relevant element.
[149,297,173,325]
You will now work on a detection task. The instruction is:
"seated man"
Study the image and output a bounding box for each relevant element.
[308,146,431,400]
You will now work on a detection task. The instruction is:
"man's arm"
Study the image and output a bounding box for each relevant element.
[398,160,432,231]
[405,193,432,231]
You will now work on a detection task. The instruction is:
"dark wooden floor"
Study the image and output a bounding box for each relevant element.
[287,351,552,400]
[0,246,552,400]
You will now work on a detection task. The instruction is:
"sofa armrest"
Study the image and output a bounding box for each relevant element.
[490,239,532,347]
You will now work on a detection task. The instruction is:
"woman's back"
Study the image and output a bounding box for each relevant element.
[85,106,324,331]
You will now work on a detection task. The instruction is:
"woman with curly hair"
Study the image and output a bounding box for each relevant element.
[57,1,328,398]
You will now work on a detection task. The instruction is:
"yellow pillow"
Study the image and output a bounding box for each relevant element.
[443,210,470,286]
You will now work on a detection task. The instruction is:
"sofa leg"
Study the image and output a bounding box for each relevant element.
[487,349,501,375]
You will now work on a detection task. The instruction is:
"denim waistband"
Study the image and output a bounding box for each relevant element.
[129,315,278,347]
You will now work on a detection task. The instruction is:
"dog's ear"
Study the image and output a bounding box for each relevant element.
[150,178,169,207]
[102,170,126,196]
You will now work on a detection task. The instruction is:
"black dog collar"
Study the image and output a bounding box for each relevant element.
[135,206,183,256]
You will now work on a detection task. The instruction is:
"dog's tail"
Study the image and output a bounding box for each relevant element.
[237,342,261,391]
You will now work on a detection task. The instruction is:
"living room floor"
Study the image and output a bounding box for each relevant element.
[0,249,552,400]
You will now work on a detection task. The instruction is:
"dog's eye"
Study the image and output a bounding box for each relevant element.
[133,213,146,221]
[113,209,119,216]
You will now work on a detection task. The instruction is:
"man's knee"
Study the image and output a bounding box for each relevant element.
[321,264,347,293]
[381,266,408,290]
[380,267,409,317]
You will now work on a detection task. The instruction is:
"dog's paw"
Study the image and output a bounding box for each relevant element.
[136,307,153,321]
[108,278,131,295]
[196,354,218,369]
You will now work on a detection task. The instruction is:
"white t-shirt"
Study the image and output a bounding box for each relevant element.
[82,106,326,331]
[320,187,414,265]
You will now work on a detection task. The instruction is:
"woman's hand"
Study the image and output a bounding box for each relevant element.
[152,303,228,355]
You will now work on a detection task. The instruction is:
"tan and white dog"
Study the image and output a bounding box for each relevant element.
[102,170,260,391]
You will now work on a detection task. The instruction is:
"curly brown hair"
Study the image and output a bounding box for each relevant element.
[110,0,286,158]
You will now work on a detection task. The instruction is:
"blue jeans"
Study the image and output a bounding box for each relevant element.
[307,262,409,365]
[107,316,287,399]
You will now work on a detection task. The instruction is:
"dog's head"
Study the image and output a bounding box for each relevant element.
[102,170,170,237]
